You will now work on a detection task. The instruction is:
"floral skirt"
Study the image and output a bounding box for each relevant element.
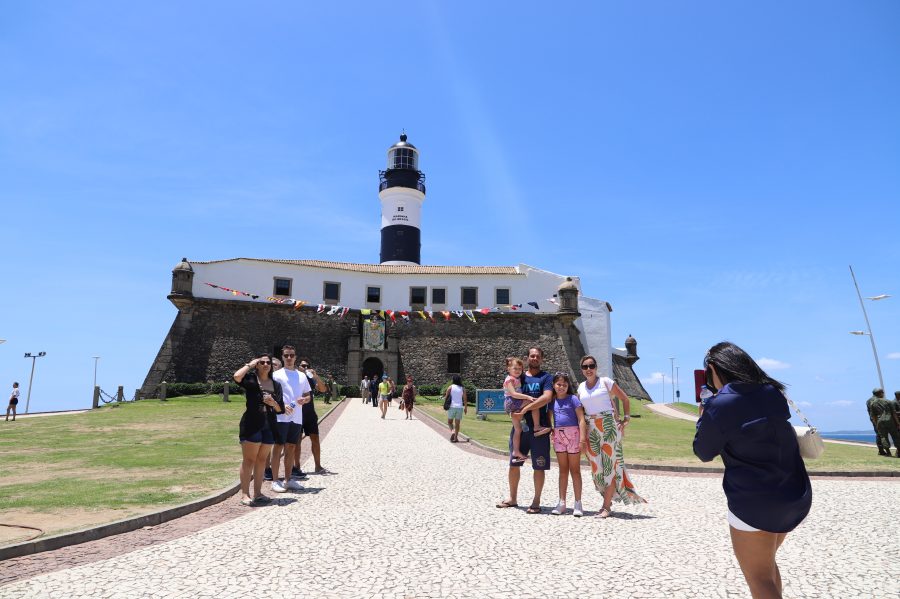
[585,412,646,505]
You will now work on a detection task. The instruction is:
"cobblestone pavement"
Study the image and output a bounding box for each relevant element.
[3,401,898,598]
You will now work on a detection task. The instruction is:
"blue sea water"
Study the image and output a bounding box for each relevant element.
[820,432,876,444]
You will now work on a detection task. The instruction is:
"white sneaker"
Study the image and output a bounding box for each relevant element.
[573,501,583,517]
[285,479,303,491]
[271,480,287,493]
[551,501,566,515]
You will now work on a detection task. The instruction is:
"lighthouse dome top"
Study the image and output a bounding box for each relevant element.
[386,133,419,171]
[389,132,417,150]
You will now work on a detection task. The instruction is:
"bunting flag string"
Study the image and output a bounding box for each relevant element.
[203,280,569,326]
[205,282,259,299]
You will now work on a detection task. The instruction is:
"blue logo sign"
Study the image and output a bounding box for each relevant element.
[476,389,506,414]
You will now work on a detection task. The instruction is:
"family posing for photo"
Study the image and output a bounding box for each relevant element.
[496,342,810,599]
[496,346,645,518]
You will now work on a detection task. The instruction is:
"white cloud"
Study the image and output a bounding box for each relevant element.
[797,401,813,407]
[758,357,790,370]
[887,352,900,360]
[827,400,853,407]
[642,372,666,384]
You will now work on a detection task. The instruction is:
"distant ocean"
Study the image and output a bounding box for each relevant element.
[820,431,876,444]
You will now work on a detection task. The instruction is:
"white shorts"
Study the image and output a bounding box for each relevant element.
[728,509,760,532]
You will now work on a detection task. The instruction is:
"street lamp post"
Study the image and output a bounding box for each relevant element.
[669,357,676,404]
[92,356,100,392]
[848,265,889,390]
[675,365,680,402]
[23,351,47,414]
[660,374,666,405]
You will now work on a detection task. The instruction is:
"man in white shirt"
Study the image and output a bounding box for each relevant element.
[271,345,312,492]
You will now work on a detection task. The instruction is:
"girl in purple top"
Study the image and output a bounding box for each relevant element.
[549,372,587,517]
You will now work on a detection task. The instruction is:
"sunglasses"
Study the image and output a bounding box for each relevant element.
[299,363,309,368]
[258,360,271,365]
[283,353,296,358]
[581,363,597,370]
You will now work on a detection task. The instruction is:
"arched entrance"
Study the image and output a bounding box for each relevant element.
[362,357,384,380]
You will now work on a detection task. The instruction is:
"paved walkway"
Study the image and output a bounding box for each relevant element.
[645,402,699,422]
[2,400,898,598]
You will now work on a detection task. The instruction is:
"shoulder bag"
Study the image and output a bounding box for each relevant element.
[785,394,825,459]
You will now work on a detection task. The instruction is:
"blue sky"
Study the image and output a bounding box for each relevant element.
[1,2,898,431]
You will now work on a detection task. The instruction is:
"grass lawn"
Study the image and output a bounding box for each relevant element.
[416,397,899,473]
[0,395,336,542]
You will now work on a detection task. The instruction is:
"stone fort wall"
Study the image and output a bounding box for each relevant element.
[141,297,591,396]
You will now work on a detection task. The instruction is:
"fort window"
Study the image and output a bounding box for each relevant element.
[461,287,478,308]
[431,287,446,306]
[273,277,292,297]
[447,353,462,374]
[409,286,426,307]
[366,286,381,304]
[323,281,341,304]
[495,287,510,305]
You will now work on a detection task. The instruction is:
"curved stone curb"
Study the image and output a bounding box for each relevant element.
[414,404,900,479]
[0,399,346,561]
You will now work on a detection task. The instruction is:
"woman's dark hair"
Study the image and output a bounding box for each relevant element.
[452,375,463,386]
[704,342,785,392]
[552,372,574,396]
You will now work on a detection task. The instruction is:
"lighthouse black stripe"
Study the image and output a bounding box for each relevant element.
[380,225,421,264]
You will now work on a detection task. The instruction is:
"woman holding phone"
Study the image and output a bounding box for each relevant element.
[694,342,811,598]
[234,353,285,506]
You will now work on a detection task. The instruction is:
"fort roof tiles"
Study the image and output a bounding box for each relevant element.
[191,258,521,275]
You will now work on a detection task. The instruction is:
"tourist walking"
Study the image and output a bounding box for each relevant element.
[5,382,19,422]
[369,376,380,408]
[234,354,285,506]
[694,342,812,599]
[271,346,311,492]
[443,375,467,441]
[576,354,645,517]
[496,346,553,514]
[296,358,329,474]
[361,375,370,404]
[378,375,391,419]
[549,372,586,517]
[401,375,417,420]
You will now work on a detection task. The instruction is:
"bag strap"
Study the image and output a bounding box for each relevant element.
[784,393,816,431]
[602,378,620,421]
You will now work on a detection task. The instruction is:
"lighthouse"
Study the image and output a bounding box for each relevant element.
[379,133,426,265]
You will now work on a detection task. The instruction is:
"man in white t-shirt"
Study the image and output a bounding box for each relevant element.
[271,345,312,492]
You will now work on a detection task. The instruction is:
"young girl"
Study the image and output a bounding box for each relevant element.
[503,357,549,462]
[549,372,586,517]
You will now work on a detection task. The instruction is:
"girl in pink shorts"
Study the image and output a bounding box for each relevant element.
[549,372,587,517]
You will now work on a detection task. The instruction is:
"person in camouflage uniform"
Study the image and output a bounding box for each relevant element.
[867,389,889,456]
[866,387,890,455]
[868,388,900,457]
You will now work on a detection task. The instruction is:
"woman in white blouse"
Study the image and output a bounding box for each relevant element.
[577,355,646,517]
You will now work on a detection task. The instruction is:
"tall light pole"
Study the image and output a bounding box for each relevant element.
[92,356,100,391]
[669,357,676,403]
[848,265,889,390]
[23,351,46,414]
[675,365,681,402]
[660,373,666,404]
